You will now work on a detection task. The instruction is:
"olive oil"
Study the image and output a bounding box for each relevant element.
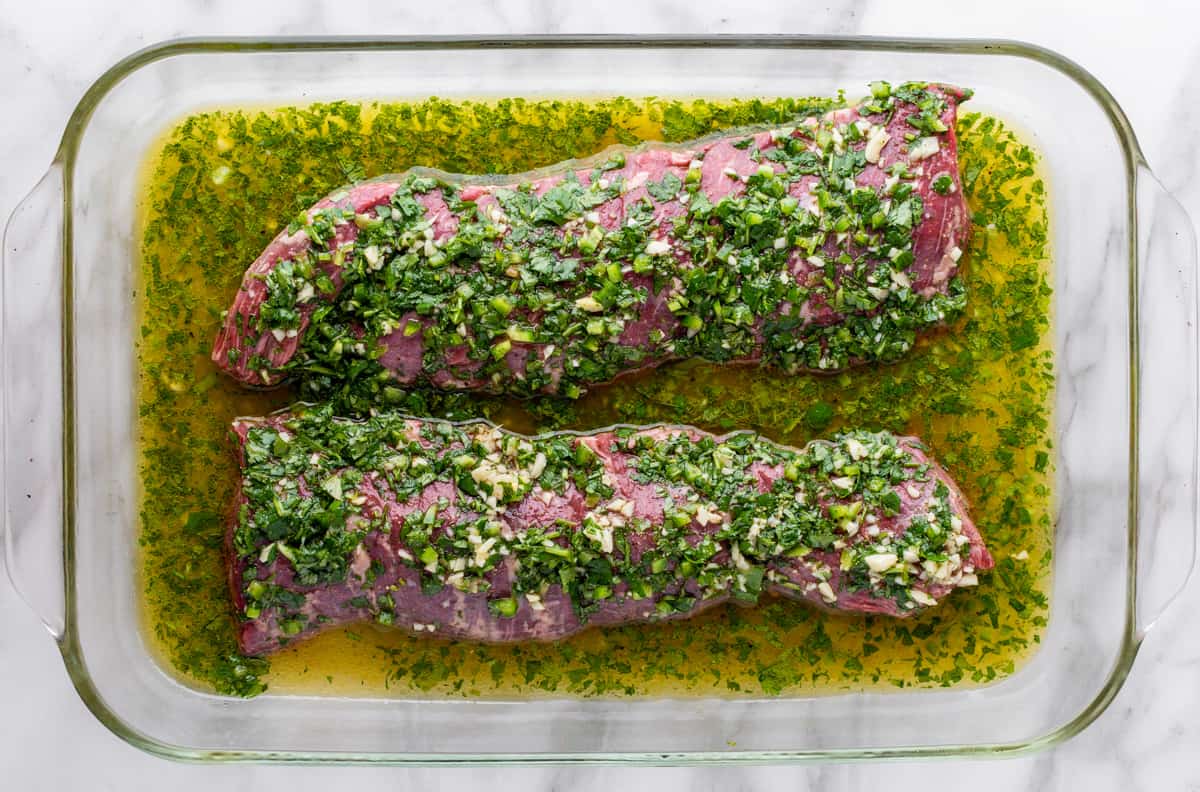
[137,97,1051,698]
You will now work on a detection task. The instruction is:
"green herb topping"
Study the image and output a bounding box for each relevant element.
[233,83,968,405]
[235,407,980,639]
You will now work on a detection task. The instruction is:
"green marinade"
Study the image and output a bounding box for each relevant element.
[138,96,1051,698]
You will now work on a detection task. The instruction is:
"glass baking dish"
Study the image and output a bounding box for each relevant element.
[2,35,1197,764]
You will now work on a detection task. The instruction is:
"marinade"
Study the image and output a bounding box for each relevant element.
[137,95,1051,698]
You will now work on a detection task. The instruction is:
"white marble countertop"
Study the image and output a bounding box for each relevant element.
[2,0,1198,787]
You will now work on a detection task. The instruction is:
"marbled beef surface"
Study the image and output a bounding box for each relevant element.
[214,83,971,399]
[229,408,991,655]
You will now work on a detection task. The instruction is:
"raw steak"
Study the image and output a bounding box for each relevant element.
[214,82,971,398]
[229,408,991,655]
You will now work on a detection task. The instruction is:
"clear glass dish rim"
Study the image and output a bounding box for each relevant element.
[48,34,1147,765]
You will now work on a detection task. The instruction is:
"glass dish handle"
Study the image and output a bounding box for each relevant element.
[1135,164,1199,637]
[1,166,66,640]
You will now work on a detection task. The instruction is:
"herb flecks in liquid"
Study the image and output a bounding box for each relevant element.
[138,99,1051,698]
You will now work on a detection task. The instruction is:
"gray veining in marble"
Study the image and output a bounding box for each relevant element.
[2,0,1199,789]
